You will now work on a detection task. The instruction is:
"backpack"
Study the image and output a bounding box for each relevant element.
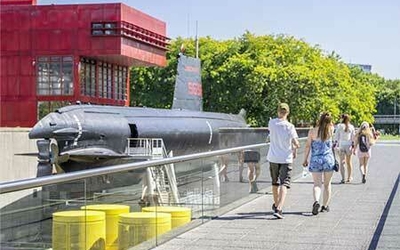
[359,134,369,152]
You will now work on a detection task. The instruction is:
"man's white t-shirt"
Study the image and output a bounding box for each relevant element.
[267,118,298,164]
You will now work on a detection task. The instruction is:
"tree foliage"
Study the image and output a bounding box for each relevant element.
[374,79,400,115]
[130,32,395,127]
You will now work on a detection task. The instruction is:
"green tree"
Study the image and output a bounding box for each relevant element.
[375,79,400,115]
[130,33,384,127]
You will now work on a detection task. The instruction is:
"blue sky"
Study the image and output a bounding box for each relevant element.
[40,0,400,80]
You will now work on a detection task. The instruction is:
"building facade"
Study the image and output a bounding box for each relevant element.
[348,63,372,73]
[0,0,168,127]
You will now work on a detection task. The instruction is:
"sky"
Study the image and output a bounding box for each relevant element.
[40,0,400,80]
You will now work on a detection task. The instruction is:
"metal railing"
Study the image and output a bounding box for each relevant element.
[0,143,268,194]
[126,138,166,159]
[374,115,400,124]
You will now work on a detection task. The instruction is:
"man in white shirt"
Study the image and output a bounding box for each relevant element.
[267,103,299,219]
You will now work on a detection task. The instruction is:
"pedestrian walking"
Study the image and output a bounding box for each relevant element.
[267,103,299,219]
[238,151,245,182]
[218,154,230,182]
[353,121,375,184]
[302,112,335,215]
[334,114,356,183]
[243,150,261,193]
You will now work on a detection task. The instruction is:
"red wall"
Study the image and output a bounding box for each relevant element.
[0,3,168,127]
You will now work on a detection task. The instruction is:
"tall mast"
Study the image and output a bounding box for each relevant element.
[195,20,199,58]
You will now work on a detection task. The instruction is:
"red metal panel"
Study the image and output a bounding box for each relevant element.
[19,30,31,51]
[103,37,120,51]
[48,29,64,50]
[18,9,31,30]
[121,4,166,36]
[77,5,95,29]
[102,3,120,20]
[4,101,37,127]
[90,6,104,21]
[6,56,19,76]
[19,76,34,96]
[60,9,78,29]
[20,56,33,76]
[0,103,6,127]
[1,31,19,51]
[91,38,105,51]
[47,8,63,30]
[0,0,37,6]
[0,56,8,76]
[5,76,18,95]
[0,10,15,31]
[59,30,74,51]
[1,102,14,126]
[1,76,9,93]
[32,30,49,51]
[31,7,47,28]
[121,43,166,67]
[77,29,91,51]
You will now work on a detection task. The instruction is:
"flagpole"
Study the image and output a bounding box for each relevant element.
[195,20,199,58]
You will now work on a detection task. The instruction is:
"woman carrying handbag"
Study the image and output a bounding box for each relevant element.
[302,112,336,215]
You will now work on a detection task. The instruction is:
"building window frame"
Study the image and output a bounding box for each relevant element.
[80,58,97,97]
[80,57,128,101]
[36,56,74,96]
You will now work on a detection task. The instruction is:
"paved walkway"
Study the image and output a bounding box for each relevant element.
[153,141,400,250]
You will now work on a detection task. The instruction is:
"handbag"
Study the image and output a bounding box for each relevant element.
[333,159,339,172]
[332,145,339,172]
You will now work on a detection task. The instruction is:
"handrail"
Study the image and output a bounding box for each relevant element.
[0,143,268,194]
[374,115,400,118]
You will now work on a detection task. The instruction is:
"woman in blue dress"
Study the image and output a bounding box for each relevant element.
[302,112,335,215]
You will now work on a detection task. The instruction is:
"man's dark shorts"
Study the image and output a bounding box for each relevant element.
[269,162,292,188]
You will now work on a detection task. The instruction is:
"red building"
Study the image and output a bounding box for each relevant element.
[0,0,168,127]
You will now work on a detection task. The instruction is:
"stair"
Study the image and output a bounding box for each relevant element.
[126,138,179,206]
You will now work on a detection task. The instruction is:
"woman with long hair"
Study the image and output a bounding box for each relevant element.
[303,112,336,215]
[353,122,375,184]
[334,114,356,183]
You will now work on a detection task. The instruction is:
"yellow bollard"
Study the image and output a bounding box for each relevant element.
[142,206,191,228]
[52,210,105,250]
[81,204,130,250]
[118,212,171,249]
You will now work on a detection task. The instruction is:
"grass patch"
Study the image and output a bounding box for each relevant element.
[379,134,400,140]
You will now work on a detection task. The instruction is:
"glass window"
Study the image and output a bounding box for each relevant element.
[107,65,112,99]
[114,65,127,100]
[78,57,127,100]
[114,66,119,100]
[122,67,127,100]
[80,58,96,97]
[36,56,74,96]
[62,57,73,95]
[91,22,117,36]
[92,23,103,29]
[98,62,104,98]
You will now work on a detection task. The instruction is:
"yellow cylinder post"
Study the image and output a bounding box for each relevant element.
[52,210,106,250]
[118,212,171,249]
[142,206,191,228]
[81,204,130,250]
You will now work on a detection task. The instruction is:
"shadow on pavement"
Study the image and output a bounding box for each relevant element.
[368,173,400,250]
[214,211,312,221]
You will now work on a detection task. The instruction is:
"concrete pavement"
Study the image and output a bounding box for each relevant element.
[152,141,400,250]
